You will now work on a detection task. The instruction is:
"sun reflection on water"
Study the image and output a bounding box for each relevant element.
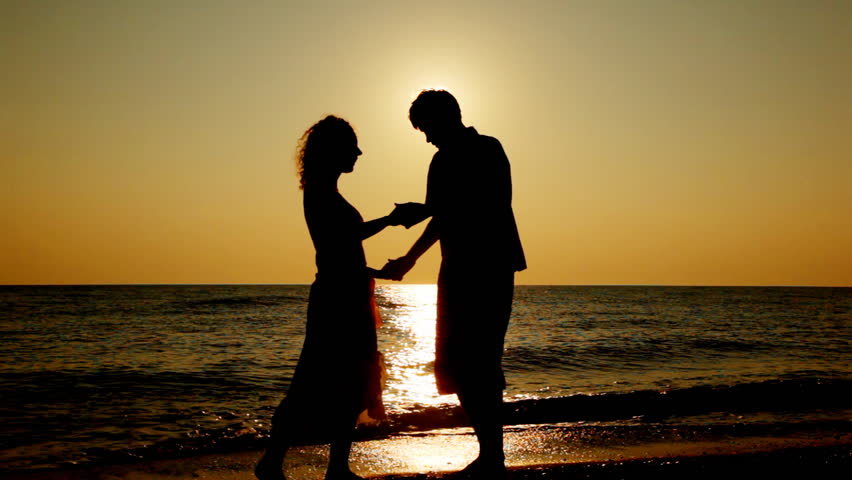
[375,284,456,409]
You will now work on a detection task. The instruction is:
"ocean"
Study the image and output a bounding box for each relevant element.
[0,285,849,473]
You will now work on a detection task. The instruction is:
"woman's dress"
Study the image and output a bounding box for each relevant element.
[270,188,384,444]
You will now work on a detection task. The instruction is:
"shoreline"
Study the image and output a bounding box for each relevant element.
[3,446,848,480]
[4,423,849,480]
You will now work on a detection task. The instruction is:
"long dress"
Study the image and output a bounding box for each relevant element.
[270,187,384,444]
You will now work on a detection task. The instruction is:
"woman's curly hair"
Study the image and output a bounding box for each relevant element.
[296,115,355,190]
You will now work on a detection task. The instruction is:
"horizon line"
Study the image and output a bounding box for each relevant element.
[1,283,849,288]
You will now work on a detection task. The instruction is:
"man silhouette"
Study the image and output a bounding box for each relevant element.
[382,89,526,478]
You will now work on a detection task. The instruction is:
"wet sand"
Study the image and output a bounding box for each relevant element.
[4,424,849,479]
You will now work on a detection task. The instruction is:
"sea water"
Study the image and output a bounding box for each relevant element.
[0,285,849,471]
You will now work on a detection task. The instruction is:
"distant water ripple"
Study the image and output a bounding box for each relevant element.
[0,285,849,471]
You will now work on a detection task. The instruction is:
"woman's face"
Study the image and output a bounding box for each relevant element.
[337,130,362,174]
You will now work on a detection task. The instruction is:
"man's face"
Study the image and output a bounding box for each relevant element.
[419,123,450,149]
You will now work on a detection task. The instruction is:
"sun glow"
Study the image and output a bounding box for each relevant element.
[409,85,451,99]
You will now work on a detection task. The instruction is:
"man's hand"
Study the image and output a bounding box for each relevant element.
[378,255,417,281]
[388,202,431,229]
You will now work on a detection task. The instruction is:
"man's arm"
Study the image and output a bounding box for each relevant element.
[405,217,439,260]
[378,218,439,281]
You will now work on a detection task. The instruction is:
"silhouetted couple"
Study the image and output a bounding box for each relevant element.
[256,90,526,480]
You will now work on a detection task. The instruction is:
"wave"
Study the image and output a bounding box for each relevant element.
[0,369,267,393]
[176,294,306,310]
[503,337,778,371]
[379,377,851,432]
[0,286,310,320]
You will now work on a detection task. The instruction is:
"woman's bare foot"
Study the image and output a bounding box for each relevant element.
[255,455,286,480]
[451,457,507,479]
[324,467,365,480]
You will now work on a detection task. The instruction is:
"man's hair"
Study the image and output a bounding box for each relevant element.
[409,89,462,130]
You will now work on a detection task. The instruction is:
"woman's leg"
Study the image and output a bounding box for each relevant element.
[325,409,362,480]
[255,401,293,480]
[255,442,289,480]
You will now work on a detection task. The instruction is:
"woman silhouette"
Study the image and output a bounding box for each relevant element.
[256,116,408,480]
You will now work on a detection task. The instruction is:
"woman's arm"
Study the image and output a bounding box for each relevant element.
[359,215,394,240]
[359,203,431,240]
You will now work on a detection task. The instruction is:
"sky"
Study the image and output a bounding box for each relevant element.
[2,0,850,286]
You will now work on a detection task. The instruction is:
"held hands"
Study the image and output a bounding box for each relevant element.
[373,202,428,281]
[387,202,430,229]
[373,255,416,281]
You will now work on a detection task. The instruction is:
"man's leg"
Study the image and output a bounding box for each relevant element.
[457,385,505,469]
[459,271,513,475]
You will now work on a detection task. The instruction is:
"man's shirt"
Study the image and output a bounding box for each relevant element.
[426,126,526,273]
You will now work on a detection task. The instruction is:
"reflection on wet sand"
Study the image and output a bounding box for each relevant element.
[281,422,852,479]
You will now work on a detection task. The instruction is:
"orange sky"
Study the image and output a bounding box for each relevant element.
[2,1,850,286]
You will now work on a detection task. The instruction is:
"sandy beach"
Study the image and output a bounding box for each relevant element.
[5,422,849,480]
